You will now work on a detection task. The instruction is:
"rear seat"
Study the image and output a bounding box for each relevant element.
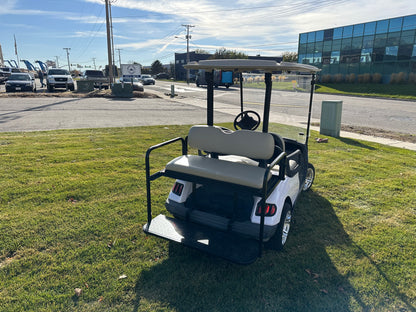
[165,125,284,190]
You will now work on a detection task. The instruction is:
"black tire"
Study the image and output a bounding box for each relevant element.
[302,163,315,191]
[266,202,292,250]
[47,85,54,92]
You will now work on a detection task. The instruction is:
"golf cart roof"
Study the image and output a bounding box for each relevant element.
[184,59,320,74]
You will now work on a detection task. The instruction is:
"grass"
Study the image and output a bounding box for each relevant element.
[315,83,416,100]
[1,125,415,311]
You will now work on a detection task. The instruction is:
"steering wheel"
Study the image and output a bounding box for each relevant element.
[233,110,261,130]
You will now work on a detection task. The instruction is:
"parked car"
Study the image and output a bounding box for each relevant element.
[82,70,109,89]
[0,67,12,84]
[118,77,144,91]
[5,72,36,92]
[155,73,170,79]
[140,74,155,85]
[46,68,75,91]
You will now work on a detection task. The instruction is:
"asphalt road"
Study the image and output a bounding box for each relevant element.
[0,80,415,135]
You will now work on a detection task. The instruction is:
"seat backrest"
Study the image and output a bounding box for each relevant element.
[188,125,277,160]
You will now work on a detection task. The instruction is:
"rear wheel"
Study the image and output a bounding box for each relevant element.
[302,163,315,191]
[267,202,292,250]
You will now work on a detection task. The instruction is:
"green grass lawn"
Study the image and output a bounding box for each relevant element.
[1,126,415,311]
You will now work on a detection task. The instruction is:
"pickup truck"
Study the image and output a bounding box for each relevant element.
[82,70,109,89]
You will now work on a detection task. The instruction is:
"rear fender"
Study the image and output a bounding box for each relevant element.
[250,174,299,226]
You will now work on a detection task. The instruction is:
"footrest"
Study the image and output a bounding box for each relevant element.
[143,214,260,265]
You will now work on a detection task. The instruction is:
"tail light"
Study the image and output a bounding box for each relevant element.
[172,182,184,196]
[256,203,277,216]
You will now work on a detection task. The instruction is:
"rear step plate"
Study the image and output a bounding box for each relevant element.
[143,214,260,265]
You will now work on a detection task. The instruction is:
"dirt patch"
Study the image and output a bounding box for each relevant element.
[341,125,416,144]
[312,122,416,143]
[0,89,160,99]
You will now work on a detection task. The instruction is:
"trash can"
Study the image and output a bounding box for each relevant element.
[320,100,343,137]
[112,83,133,98]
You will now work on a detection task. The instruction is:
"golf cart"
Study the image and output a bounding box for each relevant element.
[144,59,320,264]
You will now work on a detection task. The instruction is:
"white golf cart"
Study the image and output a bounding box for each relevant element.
[144,59,320,264]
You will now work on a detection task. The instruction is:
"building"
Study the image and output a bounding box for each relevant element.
[298,14,416,83]
[175,51,212,81]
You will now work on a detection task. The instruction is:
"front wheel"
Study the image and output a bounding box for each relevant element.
[266,202,292,250]
[302,163,315,191]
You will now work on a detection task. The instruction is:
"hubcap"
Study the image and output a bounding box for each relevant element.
[303,168,314,191]
[281,210,292,245]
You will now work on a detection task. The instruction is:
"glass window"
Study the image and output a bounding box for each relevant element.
[314,41,323,53]
[323,40,333,52]
[307,43,315,54]
[315,30,324,42]
[298,43,307,54]
[376,19,389,34]
[398,44,413,60]
[400,30,415,44]
[403,15,416,31]
[313,53,322,64]
[353,24,364,37]
[389,17,403,32]
[385,46,398,61]
[333,27,343,39]
[387,32,401,46]
[412,45,416,60]
[331,51,340,64]
[361,48,373,62]
[343,26,353,38]
[374,33,387,48]
[299,33,307,44]
[352,37,363,49]
[332,39,342,50]
[373,47,385,62]
[307,32,316,43]
[363,35,374,49]
[341,38,352,50]
[324,29,334,41]
[364,22,376,35]
[298,54,306,64]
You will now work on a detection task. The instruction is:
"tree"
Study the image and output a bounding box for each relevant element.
[151,60,164,75]
[210,48,248,59]
[282,52,298,62]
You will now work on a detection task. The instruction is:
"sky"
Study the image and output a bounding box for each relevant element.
[0,0,414,70]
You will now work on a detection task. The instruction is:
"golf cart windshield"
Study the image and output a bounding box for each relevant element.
[242,72,315,143]
[185,59,320,144]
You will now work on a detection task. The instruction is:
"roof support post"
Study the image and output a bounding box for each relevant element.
[262,72,272,133]
[206,70,214,126]
[306,73,316,146]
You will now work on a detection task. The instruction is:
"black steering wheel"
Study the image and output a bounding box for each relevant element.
[233,110,261,130]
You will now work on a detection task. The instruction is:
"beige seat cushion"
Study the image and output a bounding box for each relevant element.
[166,155,271,189]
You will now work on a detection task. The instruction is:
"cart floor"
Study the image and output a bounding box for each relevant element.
[143,214,260,265]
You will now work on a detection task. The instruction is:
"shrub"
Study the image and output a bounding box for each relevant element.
[346,73,356,83]
[372,73,382,84]
[409,72,416,84]
[334,74,344,83]
[321,74,332,83]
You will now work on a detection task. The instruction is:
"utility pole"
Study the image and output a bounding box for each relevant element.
[63,48,71,72]
[116,48,122,68]
[182,24,195,84]
[92,58,96,69]
[105,0,114,84]
[55,56,59,68]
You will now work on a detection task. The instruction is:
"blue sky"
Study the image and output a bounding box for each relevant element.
[0,0,414,70]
